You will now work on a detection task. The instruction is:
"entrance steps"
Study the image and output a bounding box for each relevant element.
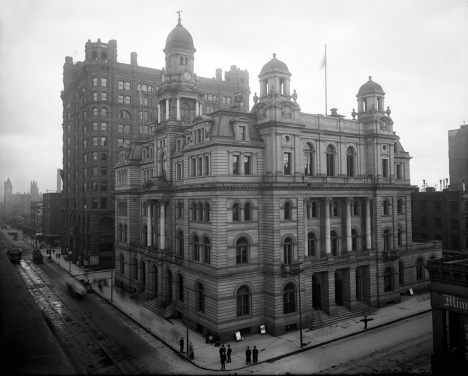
[308,301,378,330]
[132,293,173,319]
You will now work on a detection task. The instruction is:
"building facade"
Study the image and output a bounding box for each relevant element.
[61,23,250,269]
[412,189,468,252]
[42,192,63,246]
[448,124,468,190]
[426,254,468,375]
[113,21,442,339]
[2,179,41,227]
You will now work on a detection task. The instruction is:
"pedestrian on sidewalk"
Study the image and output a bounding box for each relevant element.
[220,351,226,370]
[219,344,226,359]
[245,346,251,364]
[179,337,185,353]
[189,341,194,360]
[52,248,55,255]
[253,345,259,363]
[227,344,232,363]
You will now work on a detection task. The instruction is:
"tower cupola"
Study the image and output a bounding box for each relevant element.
[356,76,386,115]
[258,53,292,99]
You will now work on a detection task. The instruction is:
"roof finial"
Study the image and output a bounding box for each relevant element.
[273,53,276,59]
[369,76,372,81]
[176,10,183,24]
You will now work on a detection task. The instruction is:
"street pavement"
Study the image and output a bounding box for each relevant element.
[49,249,433,373]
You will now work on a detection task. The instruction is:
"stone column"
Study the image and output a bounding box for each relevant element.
[239,152,245,175]
[304,198,308,256]
[323,198,331,254]
[147,201,152,247]
[345,197,352,252]
[165,98,169,120]
[157,103,161,123]
[160,200,166,250]
[365,197,372,250]
[176,97,181,121]
[196,100,199,116]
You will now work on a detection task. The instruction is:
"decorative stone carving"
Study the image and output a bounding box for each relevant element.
[292,89,298,102]
[351,108,357,120]
[253,92,258,104]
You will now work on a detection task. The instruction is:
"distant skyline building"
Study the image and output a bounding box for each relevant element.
[2,179,42,226]
[61,28,250,268]
[448,123,468,190]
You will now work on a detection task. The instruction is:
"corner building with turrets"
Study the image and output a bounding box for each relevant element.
[114,20,441,338]
[60,20,250,269]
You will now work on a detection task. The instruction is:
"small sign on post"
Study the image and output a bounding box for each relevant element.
[260,325,266,335]
[235,331,243,342]
[408,288,414,296]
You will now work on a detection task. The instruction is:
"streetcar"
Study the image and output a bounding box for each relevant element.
[66,277,87,298]
[32,249,44,264]
[6,247,22,262]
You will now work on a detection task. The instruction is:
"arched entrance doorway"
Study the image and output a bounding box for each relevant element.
[312,275,321,309]
[356,268,363,301]
[335,271,343,305]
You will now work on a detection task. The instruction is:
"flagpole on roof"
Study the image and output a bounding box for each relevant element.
[324,45,327,116]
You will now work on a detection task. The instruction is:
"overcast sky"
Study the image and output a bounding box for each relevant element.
[0,0,467,197]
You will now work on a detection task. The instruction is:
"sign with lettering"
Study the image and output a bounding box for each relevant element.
[235,331,243,342]
[442,293,468,314]
[260,325,266,334]
[90,256,99,266]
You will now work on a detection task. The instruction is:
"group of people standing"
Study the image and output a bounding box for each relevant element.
[219,343,259,369]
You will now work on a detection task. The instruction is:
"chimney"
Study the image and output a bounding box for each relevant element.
[56,169,61,193]
[216,68,222,80]
[131,52,138,66]
[463,179,466,192]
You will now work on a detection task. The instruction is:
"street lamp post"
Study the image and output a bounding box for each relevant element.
[186,291,189,355]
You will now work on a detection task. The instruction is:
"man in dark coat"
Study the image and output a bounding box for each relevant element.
[245,346,252,364]
[220,351,226,370]
[219,344,226,358]
[253,345,259,363]
[227,344,232,363]
[179,337,185,353]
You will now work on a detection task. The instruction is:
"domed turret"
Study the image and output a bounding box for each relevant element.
[164,20,196,54]
[258,53,292,99]
[357,76,385,97]
[260,53,290,75]
[356,76,386,115]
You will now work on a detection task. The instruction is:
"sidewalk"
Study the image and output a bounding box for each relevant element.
[51,252,432,372]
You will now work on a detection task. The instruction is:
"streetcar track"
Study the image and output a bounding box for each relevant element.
[16,259,143,375]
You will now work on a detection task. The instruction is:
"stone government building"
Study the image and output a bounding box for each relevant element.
[114,19,442,338]
[61,20,250,268]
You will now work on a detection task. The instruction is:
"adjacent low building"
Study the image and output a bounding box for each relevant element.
[426,254,468,375]
[113,19,442,340]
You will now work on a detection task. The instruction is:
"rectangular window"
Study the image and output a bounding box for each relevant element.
[92,137,98,146]
[92,198,98,209]
[101,92,107,101]
[101,198,107,209]
[450,201,458,212]
[83,154,87,163]
[83,168,87,177]
[92,181,98,191]
[283,153,291,175]
[101,122,107,131]
[93,92,98,101]
[125,139,131,145]
[245,156,251,175]
[118,81,124,90]
[125,82,131,90]
[93,77,98,86]
[118,95,124,103]
[233,155,239,175]
[92,167,98,176]
[118,124,123,133]
[382,159,389,178]
[177,162,182,180]
[434,201,441,211]
[421,217,427,227]
[239,126,245,140]
[101,167,107,175]
[124,125,131,133]
[435,217,442,228]
[92,152,98,161]
[93,122,98,131]
[451,236,460,249]
[420,201,427,211]
[101,78,107,87]
[143,97,148,106]
[83,182,87,192]
[191,158,196,177]
[396,164,402,179]
[83,199,87,209]
[125,96,131,104]
[101,152,107,160]
[197,157,202,176]
[204,155,209,175]
[101,181,107,191]
[101,137,107,146]
[118,138,124,146]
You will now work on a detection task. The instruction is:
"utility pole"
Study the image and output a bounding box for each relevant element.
[298,269,304,347]
[186,291,189,355]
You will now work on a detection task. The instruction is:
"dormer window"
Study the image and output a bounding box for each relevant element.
[239,126,245,140]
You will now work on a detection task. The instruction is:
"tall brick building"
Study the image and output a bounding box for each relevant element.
[113,20,442,338]
[448,124,468,190]
[61,21,250,268]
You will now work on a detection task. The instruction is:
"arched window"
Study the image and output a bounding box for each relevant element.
[331,230,338,256]
[284,201,292,220]
[451,218,459,230]
[346,147,355,177]
[283,283,296,314]
[236,237,249,264]
[237,285,251,317]
[307,232,316,257]
[244,202,251,221]
[383,200,390,215]
[119,110,130,119]
[159,152,166,178]
[197,283,205,312]
[304,143,314,176]
[204,203,210,222]
[181,103,190,121]
[192,235,200,261]
[93,107,98,116]
[232,203,240,222]
[197,202,203,222]
[101,108,108,116]
[384,267,394,292]
[120,254,125,274]
[191,202,197,221]
[383,228,391,252]
[283,236,293,264]
[177,230,184,256]
[416,258,425,281]
[399,261,404,285]
[351,229,358,251]
[397,199,404,214]
[326,145,335,177]
[203,237,211,264]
